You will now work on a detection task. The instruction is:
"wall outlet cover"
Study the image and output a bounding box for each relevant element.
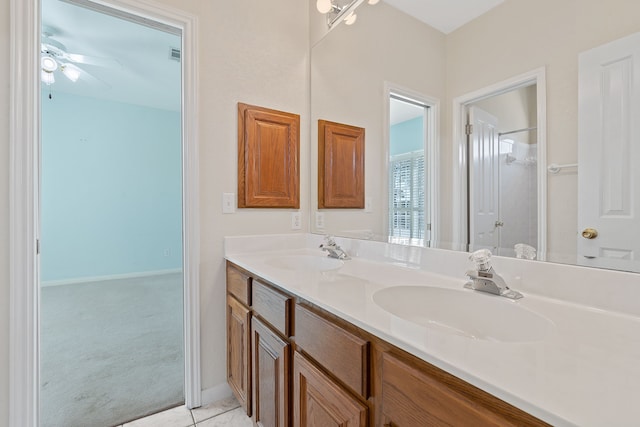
[291,211,302,230]
[315,212,325,229]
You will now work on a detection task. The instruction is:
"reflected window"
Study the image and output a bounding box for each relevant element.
[388,95,428,246]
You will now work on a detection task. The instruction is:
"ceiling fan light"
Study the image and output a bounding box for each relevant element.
[41,56,58,73]
[41,70,55,85]
[344,11,357,25]
[61,64,80,82]
[316,0,332,14]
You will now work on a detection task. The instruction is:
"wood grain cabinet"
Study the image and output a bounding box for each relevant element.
[226,261,548,427]
[238,102,300,209]
[379,351,549,427]
[293,351,368,427]
[318,120,365,209]
[252,316,290,427]
[226,295,251,415]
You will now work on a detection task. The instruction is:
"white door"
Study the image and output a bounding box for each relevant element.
[578,32,640,272]
[468,106,500,253]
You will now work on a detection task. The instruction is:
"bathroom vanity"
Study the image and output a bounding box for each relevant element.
[225,234,640,427]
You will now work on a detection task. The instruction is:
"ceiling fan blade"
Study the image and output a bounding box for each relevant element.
[61,63,112,89]
[62,52,121,68]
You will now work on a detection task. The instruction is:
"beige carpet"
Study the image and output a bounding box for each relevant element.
[40,273,184,427]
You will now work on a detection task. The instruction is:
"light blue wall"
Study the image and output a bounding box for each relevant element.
[41,91,182,282]
[390,116,424,156]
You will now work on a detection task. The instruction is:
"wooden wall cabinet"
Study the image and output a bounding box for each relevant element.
[238,103,300,208]
[318,120,365,209]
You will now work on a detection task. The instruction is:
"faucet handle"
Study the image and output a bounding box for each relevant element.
[469,249,493,272]
[322,235,336,246]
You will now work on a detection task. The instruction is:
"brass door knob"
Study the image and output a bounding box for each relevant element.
[581,228,598,239]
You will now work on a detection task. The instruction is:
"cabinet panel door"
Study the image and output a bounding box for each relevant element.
[318,120,365,209]
[227,295,251,416]
[252,316,290,427]
[293,351,368,427]
[238,102,300,208]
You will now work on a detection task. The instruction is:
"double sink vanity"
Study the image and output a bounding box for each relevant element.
[225,234,640,426]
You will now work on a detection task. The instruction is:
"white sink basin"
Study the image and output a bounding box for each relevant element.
[373,286,553,342]
[266,255,344,272]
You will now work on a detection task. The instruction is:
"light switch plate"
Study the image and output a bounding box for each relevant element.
[222,193,235,213]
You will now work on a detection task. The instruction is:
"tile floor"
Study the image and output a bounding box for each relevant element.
[116,396,252,427]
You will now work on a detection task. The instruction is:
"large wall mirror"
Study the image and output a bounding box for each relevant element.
[310,0,640,273]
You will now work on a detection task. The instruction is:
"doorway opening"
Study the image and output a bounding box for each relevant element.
[10,0,199,425]
[39,0,184,425]
[452,69,547,260]
[385,86,439,247]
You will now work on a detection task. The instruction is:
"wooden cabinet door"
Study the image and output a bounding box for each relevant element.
[227,295,251,416]
[238,102,300,208]
[318,120,365,209]
[380,352,547,427]
[293,351,368,427]
[252,316,290,427]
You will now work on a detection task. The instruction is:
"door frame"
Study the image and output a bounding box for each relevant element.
[9,1,201,425]
[451,67,547,259]
[383,82,440,246]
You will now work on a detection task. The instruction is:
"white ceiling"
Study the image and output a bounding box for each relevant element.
[383,0,505,34]
[41,0,503,110]
[41,0,181,111]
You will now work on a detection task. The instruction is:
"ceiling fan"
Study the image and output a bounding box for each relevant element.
[40,31,117,87]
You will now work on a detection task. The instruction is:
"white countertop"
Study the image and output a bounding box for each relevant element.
[225,234,640,427]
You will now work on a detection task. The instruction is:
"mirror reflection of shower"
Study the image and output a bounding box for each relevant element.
[467,84,538,258]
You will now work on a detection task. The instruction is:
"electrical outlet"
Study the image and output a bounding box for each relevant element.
[315,212,325,229]
[222,193,235,214]
[365,196,373,213]
[163,248,171,257]
[291,211,301,230]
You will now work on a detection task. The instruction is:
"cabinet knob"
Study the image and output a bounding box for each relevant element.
[581,228,598,239]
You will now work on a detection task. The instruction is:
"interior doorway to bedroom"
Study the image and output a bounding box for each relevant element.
[39,0,184,425]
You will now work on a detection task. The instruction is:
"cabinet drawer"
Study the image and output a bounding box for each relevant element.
[294,304,369,398]
[227,262,252,306]
[252,280,292,337]
[381,352,549,426]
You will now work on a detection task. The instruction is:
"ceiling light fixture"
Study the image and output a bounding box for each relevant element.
[344,11,357,25]
[41,69,55,85]
[61,64,80,82]
[41,56,58,73]
[316,0,332,14]
[316,0,378,29]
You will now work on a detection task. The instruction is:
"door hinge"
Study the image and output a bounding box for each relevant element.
[426,223,432,231]
[465,124,473,135]
[36,239,40,255]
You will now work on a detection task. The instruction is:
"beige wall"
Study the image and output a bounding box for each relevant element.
[446,0,640,261]
[0,0,308,425]
[310,2,446,239]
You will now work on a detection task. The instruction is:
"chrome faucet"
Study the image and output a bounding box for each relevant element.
[319,235,350,260]
[464,249,523,300]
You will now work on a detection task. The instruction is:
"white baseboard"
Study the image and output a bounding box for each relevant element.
[40,268,183,287]
[199,383,233,408]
